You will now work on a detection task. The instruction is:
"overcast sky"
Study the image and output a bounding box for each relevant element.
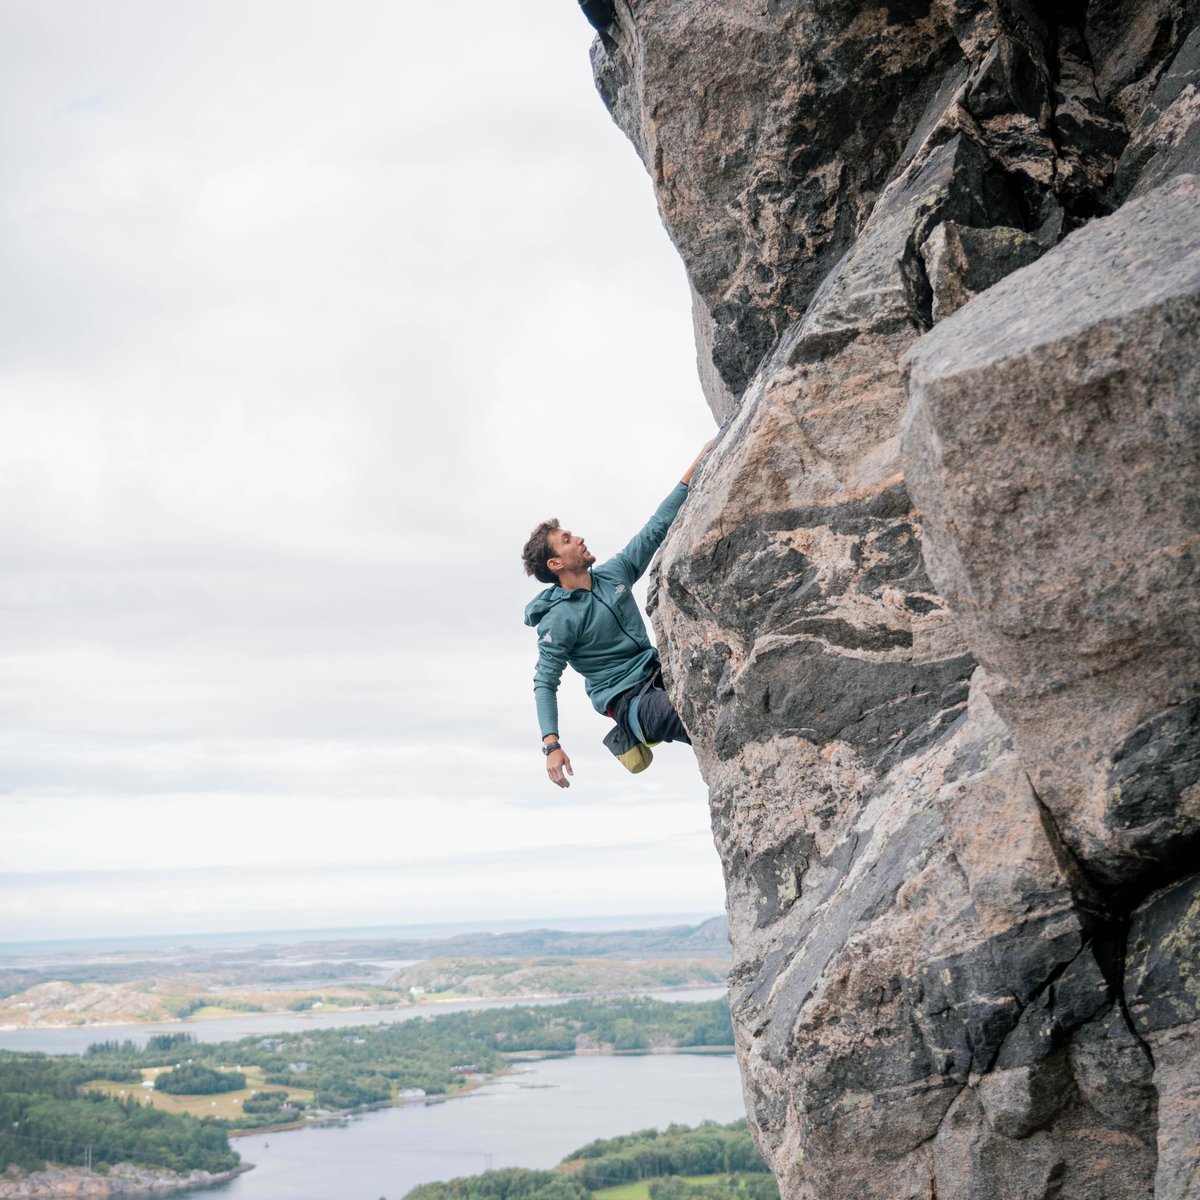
[0,1,722,943]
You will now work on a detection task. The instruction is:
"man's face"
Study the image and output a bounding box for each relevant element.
[547,527,595,576]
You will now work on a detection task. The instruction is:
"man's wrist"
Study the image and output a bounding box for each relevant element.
[542,733,559,744]
[542,740,562,756]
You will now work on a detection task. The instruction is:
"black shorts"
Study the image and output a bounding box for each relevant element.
[612,670,691,745]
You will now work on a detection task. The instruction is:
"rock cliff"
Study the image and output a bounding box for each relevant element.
[584,3,1200,1197]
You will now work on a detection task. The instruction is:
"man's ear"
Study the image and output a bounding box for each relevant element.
[546,555,563,575]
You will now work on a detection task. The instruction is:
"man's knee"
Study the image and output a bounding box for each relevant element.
[638,687,690,745]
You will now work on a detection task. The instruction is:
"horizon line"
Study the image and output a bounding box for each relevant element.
[0,910,726,954]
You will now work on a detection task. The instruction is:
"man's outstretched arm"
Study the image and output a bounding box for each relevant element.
[533,625,575,789]
[610,438,716,583]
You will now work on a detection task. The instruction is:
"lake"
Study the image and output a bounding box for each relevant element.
[184,1053,748,1200]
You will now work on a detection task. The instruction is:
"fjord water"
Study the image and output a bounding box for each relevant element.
[181,1053,746,1200]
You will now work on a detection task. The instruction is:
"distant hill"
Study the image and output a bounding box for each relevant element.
[305,915,731,961]
[0,917,730,1001]
[387,956,728,997]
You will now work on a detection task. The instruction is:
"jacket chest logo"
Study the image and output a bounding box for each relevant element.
[615,584,626,595]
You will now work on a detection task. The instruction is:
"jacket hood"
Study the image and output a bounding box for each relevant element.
[524,584,583,626]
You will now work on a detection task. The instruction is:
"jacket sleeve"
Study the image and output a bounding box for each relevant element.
[532,616,576,738]
[605,481,690,585]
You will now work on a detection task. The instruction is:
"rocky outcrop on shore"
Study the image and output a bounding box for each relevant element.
[0,1164,246,1198]
[585,2,1200,1198]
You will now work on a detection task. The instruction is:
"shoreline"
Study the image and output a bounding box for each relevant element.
[225,1074,492,1139]
[224,1047,735,1138]
[0,1163,252,1199]
[0,984,728,1036]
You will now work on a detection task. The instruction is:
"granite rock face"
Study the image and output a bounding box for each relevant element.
[904,176,1200,894]
[587,2,1200,1198]
[593,0,964,413]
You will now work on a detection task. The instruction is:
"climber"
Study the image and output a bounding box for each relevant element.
[521,439,714,788]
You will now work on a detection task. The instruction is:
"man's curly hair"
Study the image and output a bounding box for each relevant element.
[522,519,561,585]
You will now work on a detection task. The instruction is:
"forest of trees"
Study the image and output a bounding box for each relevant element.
[0,1056,238,1175]
[565,1121,770,1188]
[154,1063,246,1094]
[406,1167,591,1200]
[404,1121,778,1200]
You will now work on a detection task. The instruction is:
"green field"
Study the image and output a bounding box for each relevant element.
[593,1176,730,1200]
[88,1065,313,1121]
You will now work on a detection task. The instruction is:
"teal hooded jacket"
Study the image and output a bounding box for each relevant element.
[524,482,689,738]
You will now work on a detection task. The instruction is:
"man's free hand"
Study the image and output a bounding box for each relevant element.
[546,747,574,789]
[681,437,718,485]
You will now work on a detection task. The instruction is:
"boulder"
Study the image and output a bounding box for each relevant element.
[918,220,1045,321]
[903,174,1200,892]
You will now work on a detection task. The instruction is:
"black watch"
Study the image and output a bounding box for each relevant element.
[542,741,562,756]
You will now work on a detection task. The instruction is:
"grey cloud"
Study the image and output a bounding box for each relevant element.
[0,0,717,939]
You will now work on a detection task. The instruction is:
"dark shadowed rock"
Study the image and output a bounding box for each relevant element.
[919,220,1045,320]
[1126,875,1200,1197]
[1085,0,1200,123]
[1114,26,1200,199]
